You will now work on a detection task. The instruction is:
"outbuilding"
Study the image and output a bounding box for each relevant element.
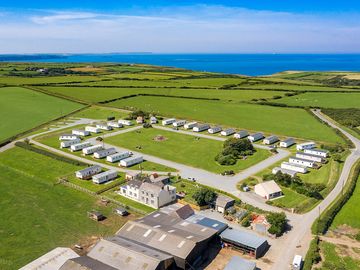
[71,141,92,152]
[234,130,249,139]
[263,135,279,145]
[88,210,105,221]
[72,129,90,136]
[93,148,117,159]
[85,126,100,134]
[184,121,197,129]
[60,138,81,148]
[162,118,176,125]
[208,126,222,134]
[75,165,102,180]
[281,162,308,173]
[280,138,295,148]
[118,119,133,126]
[119,155,143,167]
[289,157,315,168]
[221,128,236,136]
[254,180,283,200]
[173,120,186,127]
[115,207,128,216]
[248,132,264,142]
[304,148,329,158]
[224,256,256,270]
[82,145,103,155]
[106,151,131,163]
[193,123,210,132]
[92,170,118,184]
[215,195,235,213]
[297,141,316,151]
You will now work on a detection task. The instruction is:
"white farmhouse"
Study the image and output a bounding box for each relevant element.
[118,119,133,126]
[60,138,81,148]
[289,157,315,168]
[234,130,249,139]
[162,118,176,125]
[93,148,117,159]
[173,120,186,127]
[193,123,210,132]
[304,148,329,158]
[85,126,101,134]
[248,132,264,142]
[75,165,102,180]
[72,129,90,136]
[254,180,283,200]
[108,121,123,128]
[59,134,79,141]
[106,151,131,163]
[208,126,222,134]
[119,155,143,167]
[263,135,279,145]
[281,162,308,173]
[96,123,112,131]
[221,128,236,136]
[184,121,197,129]
[296,142,316,151]
[296,152,325,163]
[92,170,118,184]
[280,138,295,148]
[82,145,103,155]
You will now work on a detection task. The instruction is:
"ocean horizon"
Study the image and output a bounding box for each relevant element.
[1,53,360,76]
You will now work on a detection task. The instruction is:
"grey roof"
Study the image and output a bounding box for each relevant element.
[94,148,116,155]
[296,152,323,159]
[216,194,235,207]
[169,204,194,220]
[140,182,163,195]
[307,148,329,153]
[77,165,102,174]
[60,256,117,270]
[186,214,228,233]
[264,135,278,141]
[93,170,117,178]
[127,179,143,189]
[282,138,295,143]
[290,156,314,163]
[220,228,268,249]
[224,256,256,270]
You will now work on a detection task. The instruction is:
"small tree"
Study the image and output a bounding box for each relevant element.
[192,188,217,206]
[266,212,287,237]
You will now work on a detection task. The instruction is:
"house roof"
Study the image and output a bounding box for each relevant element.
[126,179,143,189]
[216,194,235,208]
[59,256,117,270]
[282,138,295,144]
[220,228,268,249]
[140,182,163,195]
[254,180,282,195]
[264,135,278,140]
[224,256,256,270]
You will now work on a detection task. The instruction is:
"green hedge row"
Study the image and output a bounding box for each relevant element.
[15,141,87,167]
[303,236,321,270]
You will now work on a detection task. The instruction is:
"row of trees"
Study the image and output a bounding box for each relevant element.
[215,138,255,165]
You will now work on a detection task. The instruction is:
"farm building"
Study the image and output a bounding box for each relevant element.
[59,134,79,141]
[150,116,158,124]
[296,141,316,151]
[92,170,118,184]
[304,148,329,158]
[59,256,117,270]
[185,213,228,234]
[106,151,131,163]
[162,118,176,125]
[248,132,264,142]
[72,129,90,136]
[281,162,308,174]
[221,128,236,136]
[60,138,81,149]
[107,121,122,128]
[115,207,128,216]
[272,167,297,177]
[280,138,295,148]
[263,135,279,145]
[93,148,117,159]
[85,126,100,133]
[96,123,112,131]
[224,256,256,270]
[82,144,103,155]
[234,130,249,139]
[136,116,145,124]
[251,215,271,235]
[173,120,186,127]
[220,228,269,258]
[184,121,197,129]
[254,180,283,200]
[119,155,143,167]
[296,152,325,163]
[208,126,222,134]
[118,119,133,126]
[71,141,92,152]
[215,195,235,213]
[88,210,105,221]
[289,157,315,168]
[193,123,210,132]
[75,165,102,180]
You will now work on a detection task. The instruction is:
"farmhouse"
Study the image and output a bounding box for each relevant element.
[184,121,197,129]
[75,165,102,180]
[234,130,249,139]
[248,132,264,142]
[173,120,186,127]
[254,180,283,200]
[92,170,118,184]
[96,123,112,131]
[263,135,279,145]
[150,116,158,124]
[224,256,256,270]
[304,148,329,158]
[118,119,133,126]
[280,138,295,148]
[119,155,143,167]
[281,162,308,174]
[193,123,210,132]
[60,138,81,149]
[85,126,100,134]
[289,157,315,168]
[82,144,103,155]
[72,129,90,136]
[296,141,316,151]
[162,118,176,125]
[93,148,117,159]
[221,128,236,136]
[208,126,222,134]
[119,179,142,201]
[106,151,131,163]
[296,152,325,163]
[71,141,92,152]
[272,167,297,177]
[59,134,79,141]
[107,121,122,128]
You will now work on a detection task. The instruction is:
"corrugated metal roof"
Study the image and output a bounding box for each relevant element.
[186,214,228,233]
[220,228,268,249]
[59,256,117,270]
[224,256,256,270]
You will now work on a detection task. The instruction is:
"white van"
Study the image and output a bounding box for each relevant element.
[292,255,302,270]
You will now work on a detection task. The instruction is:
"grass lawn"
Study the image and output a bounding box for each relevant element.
[72,106,129,120]
[270,186,313,209]
[105,128,271,174]
[65,174,126,193]
[0,87,83,142]
[0,147,131,269]
[107,96,343,144]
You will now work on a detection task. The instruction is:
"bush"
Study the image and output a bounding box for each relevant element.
[266,212,287,237]
[241,214,251,227]
[215,154,237,165]
[215,138,255,166]
[192,188,217,206]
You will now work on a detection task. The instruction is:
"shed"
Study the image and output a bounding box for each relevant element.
[224,256,256,270]
[115,207,128,216]
[215,195,235,213]
[88,210,105,221]
[254,180,283,200]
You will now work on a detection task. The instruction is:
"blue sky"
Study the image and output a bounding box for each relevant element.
[0,1,359,53]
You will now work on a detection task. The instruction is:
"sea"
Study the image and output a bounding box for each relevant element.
[1,53,360,76]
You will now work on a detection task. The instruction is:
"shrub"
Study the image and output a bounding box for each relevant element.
[266,212,287,237]
[192,188,217,206]
[303,236,321,270]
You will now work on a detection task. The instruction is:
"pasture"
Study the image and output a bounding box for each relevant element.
[0,87,83,142]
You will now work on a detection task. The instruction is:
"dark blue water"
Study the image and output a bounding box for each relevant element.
[1,54,360,76]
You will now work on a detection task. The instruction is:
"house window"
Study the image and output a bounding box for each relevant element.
[151,194,154,198]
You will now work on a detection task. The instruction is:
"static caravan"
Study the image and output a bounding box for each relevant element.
[234,130,249,139]
[118,119,133,126]
[72,129,90,136]
[173,120,186,127]
[280,138,295,148]
[59,134,79,141]
[93,148,117,159]
[75,165,102,180]
[292,255,302,270]
[108,121,123,128]
[82,145,103,155]
[272,167,297,177]
[92,170,118,184]
[96,123,112,131]
[184,122,197,130]
[193,124,210,132]
[289,157,315,168]
[281,162,308,174]
[263,135,279,145]
[304,148,329,158]
[119,156,143,167]
[221,128,236,136]
[296,152,324,163]
[248,132,264,142]
[60,138,81,148]
[296,142,316,151]
[106,151,131,163]
[85,126,101,134]
[162,118,176,126]
[71,141,92,152]
[208,126,222,134]
[150,116,158,124]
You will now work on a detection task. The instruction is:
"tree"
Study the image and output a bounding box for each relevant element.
[266,212,287,237]
[192,188,217,206]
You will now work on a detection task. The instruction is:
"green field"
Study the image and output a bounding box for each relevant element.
[105,128,271,174]
[0,75,104,85]
[0,147,130,269]
[271,186,311,209]
[107,96,343,144]
[0,87,83,142]
[71,106,129,120]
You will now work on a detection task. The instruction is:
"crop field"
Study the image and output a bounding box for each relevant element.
[108,96,342,144]
[0,147,130,269]
[105,128,271,174]
[0,75,104,85]
[0,87,83,142]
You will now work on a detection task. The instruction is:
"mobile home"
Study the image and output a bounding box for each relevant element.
[82,145,103,155]
[281,162,308,174]
[280,138,295,148]
[296,152,325,163]
[96,123,112,131]
[60,138,81,148]
[289,157,315,168]
[208,126,222,134]
[92,170,118,184]
[118,119,133,126]
[59,134,79,141]
[263,135,279,145]
[248,132,264,142]
[106,151,131,163]
[93,148,117,159]
[72,129,90,136]
[85,126,100,134]
[221,128,236,136]
[119,156,143,167]
[234,130,249,139]
[184,121,197,129]
[193,123,210,132]
[71,141,92,152]
[108,121,123,128]
[162,118,176,125]
[75,165,102,180]
[304,148,329,158]
[173,120,186,127]
[296,142,316,151]
[272,167,297,177]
